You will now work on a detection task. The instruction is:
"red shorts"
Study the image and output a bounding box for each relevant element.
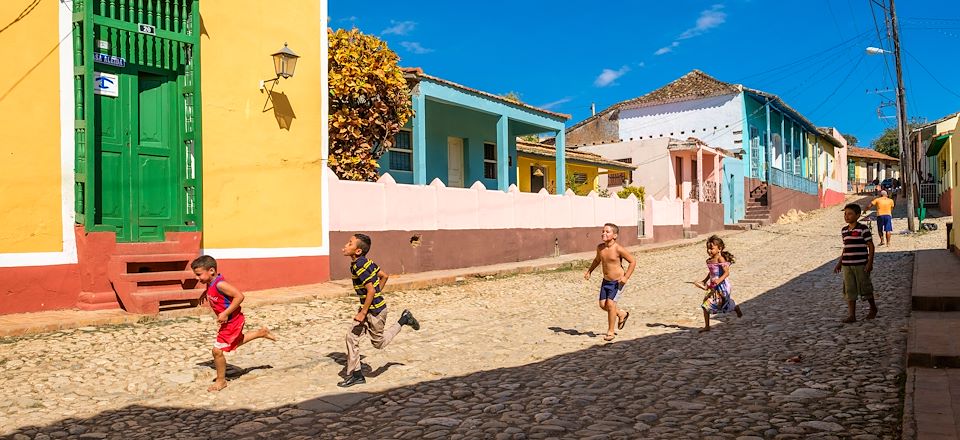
[213,313,245,352]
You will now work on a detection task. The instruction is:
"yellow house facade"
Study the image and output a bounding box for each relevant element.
[516,141,636,194]
[0,1,328,315]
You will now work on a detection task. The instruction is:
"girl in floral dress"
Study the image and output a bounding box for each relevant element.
[694,235,743,332]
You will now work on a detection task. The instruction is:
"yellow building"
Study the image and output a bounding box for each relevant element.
[914,113,958,217]
[0,1,327,314]
[846,147,900,194]
[516,140,636,194]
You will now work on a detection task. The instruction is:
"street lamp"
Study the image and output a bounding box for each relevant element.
[259,43,300,91]
[865,46,890,55]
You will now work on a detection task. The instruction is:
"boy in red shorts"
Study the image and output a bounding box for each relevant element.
[191,255,276,392]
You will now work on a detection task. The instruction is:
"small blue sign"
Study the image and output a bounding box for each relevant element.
[93,72,119,97]
[94,52,126,68]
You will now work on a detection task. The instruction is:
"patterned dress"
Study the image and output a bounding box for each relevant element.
[701,262,737,315]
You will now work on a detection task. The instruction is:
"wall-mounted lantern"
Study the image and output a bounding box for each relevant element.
[259,42,300,91]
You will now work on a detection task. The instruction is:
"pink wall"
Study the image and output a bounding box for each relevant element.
[329,171,641,232]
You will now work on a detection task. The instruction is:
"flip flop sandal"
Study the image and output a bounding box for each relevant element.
[618,311,630,330]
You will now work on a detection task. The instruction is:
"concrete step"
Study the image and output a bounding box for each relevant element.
[109,253,196,264]
[131,288,205,303]
[682,230,698,239]
[907,312,960,368]
[76,291,121,311]
[911,249,960,312]
[119,270,196,283]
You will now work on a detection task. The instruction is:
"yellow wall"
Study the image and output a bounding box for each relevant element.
[199,1,324,248]
[517,156,598,194]
[952,121,960,247]
[0,2,64,253]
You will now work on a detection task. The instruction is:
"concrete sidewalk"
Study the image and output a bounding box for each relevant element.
[903,249,960,440]
[0,230,741,338]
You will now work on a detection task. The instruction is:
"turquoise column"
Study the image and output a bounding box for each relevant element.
[412,93,427,185]
[801,129,807,178]
[789,121,795,175]
[555,129,566,194]
[497,116,509,191]
[780,112,785,172]
[765,100,772,181]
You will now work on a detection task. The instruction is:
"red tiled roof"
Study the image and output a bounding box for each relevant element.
[847,146,899,161]
[402,67,571,121]
[568,69,845,149]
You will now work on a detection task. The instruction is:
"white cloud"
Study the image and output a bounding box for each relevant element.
[655,4,727,55]
[337,16,358,23]
[678,4,727,39]
[382,20,416,36]
[594,66,630,87]
[538,97,573,110]
[654,42,680,56]
[400,41,434,54]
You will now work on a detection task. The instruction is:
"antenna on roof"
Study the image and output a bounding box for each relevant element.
[591,103,596,116]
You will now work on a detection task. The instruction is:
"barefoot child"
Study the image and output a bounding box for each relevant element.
[191,255,276,392]
[338,233,420,388]
[694,235,742,333]
[584,223,636,341]
[833,203,878,323]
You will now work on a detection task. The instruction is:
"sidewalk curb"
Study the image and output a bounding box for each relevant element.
[0,230,743,339]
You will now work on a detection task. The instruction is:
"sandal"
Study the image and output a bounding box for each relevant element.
[603,333,616,341]
[618,311,630,330]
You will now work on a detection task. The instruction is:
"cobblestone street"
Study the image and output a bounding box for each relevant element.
[0,198,950,439]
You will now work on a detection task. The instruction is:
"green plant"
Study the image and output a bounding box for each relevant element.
[617,185,645,202]
[597,188,611,198]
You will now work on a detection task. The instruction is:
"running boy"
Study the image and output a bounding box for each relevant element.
[834,203,878,323]
[191,255,276,392]
[339,233,420,388]
[584,223,637,341]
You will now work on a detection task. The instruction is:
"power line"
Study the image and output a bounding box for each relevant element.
[0,0,42,35]
[734,30,871,82]
[903,48,960,99]
[807,52,868,117]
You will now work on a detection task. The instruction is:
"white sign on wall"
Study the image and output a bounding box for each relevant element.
[93,72,119,97]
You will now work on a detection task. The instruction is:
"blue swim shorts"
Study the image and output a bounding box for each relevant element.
[877,215,893,232]
[599,279,623,302]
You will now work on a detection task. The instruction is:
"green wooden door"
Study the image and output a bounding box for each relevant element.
[94,71,180,242]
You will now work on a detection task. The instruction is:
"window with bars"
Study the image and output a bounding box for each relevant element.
[484,142,497,179]
[390,130,413,171]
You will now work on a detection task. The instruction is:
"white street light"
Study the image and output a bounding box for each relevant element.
[865,46,891,55]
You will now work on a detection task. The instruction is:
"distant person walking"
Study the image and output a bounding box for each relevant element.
[870,190,895,246]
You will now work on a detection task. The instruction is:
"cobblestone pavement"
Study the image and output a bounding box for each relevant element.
[0,197,950,439]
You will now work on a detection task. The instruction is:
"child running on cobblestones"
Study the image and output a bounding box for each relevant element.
[834,203,878,323]
[191,255,276,392]
[584,223,636,341]
[694,235,742,333]
[338,233,420,388]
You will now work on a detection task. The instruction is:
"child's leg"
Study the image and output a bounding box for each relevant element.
[344,320,367,375]
[209,348,227,392]
[369,310,402,350]
[843,300,857,323]
[866,298,878,319]
[734,305,743,318]
[606,300,619,335]
[234,327,276,349]
[699,307,710,333]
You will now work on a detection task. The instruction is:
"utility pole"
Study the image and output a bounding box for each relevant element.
[889,0,917,232]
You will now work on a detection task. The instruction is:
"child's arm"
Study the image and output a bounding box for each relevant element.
[355,283,376,322]
[711,257,731,286]
[215,282,244,324]
[617,245,637,284]
[584,247,601,280]
[865,240,875,273]
[378,271,390,290]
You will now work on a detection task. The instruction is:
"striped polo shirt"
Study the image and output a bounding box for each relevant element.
[841,222,872,265]
[350,256,386,312]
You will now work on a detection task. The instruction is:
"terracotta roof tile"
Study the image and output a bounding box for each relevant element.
[847,146,899,161]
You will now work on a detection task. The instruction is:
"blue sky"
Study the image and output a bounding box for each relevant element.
[331,1,960,146]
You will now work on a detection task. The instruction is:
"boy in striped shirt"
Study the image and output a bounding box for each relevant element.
[834,203,878,323]
[338,233,420,388]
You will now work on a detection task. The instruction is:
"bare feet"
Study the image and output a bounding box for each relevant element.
[603,333,616,341]
[841,316,856,324]
[262,327,277,341]
[698,327,711,333]
[866,308,878,320]
[735,306,743,318]
[208,380,227,392]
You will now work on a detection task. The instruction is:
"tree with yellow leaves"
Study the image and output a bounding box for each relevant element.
[329,28,413,181]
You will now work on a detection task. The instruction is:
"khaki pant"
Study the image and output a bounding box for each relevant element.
[345,308,401,375]
[842,264,875,302]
